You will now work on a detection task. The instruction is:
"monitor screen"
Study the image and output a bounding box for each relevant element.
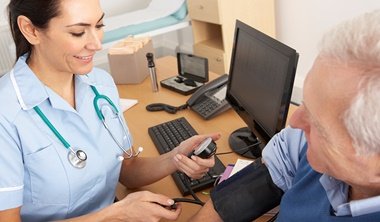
[226,20,298,159]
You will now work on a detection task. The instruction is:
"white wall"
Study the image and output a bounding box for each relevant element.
[168,1,380,103]
[100,0,151,17]
[0,1,8,25]
[275,0,380,103]
[2,0,379,90]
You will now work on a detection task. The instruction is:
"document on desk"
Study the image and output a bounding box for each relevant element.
[218,159,254,184]
[229,159,253,177]
[120,98,138,112]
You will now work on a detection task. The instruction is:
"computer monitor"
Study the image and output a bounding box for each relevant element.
[226,20,299,159]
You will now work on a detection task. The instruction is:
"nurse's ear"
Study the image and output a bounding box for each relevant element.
[17,15,41,45]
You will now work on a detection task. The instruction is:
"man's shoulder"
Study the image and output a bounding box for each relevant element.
[280,127,304,139]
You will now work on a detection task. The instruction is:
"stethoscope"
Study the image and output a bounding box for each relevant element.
[32,85,143,169]
[10,67,143,169]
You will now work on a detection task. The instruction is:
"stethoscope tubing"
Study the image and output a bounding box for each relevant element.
[102,119,130,155]
[34,106,88,168]
[91,85,135,158]
[33,106,71,150]
[16,74,142,168]
[32,84,139,168]
[10,66,141,168]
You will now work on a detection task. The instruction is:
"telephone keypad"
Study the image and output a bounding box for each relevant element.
[193,98,221,119]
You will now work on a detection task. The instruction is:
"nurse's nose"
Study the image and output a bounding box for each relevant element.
[86,29,103,51]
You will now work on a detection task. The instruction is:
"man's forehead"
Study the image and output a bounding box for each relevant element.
[304,58,362,105]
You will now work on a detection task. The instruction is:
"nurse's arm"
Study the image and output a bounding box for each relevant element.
[0,207,21,222]
[119,133,219,188]
[118,151,178,188]
[0,206,111,222]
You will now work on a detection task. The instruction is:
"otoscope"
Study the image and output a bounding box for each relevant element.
[146,52,159,92]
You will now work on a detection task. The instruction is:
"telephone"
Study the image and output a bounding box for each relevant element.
[187,74,231,120]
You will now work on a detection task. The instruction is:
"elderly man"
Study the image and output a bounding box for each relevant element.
[190,10,380,221]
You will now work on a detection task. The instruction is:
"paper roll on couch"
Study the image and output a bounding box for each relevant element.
[108,37,154,84]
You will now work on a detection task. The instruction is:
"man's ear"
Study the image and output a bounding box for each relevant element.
[17,15,41,45]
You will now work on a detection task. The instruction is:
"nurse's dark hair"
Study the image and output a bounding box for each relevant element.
[7,0,61,61]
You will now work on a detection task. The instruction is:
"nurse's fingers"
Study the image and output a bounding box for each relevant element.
[142,192,182,220]
[118,191,181,221]
[174,155,213,179]
[191,155,215,168]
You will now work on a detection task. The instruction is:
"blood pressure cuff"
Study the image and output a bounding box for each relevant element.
[211,159,283,222]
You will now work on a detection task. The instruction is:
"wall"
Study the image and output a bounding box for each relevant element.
[275,0,380,103]
[2,1,379,90]
[165,1,380,103]
[0,0,187,75]
[100,0,151,17]
[0,0,7,25]
[0,1,12,75]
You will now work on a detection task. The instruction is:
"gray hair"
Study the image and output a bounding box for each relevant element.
[318,10,380,155]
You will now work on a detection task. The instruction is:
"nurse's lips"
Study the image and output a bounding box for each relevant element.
[74,55,93,62]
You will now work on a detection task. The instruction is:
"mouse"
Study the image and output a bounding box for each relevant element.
[183,78,197,87]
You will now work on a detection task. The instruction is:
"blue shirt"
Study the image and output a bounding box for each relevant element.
[263,127,380,217]
[0,55,133,221]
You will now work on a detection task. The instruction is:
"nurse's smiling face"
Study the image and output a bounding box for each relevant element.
[29,0,104,76]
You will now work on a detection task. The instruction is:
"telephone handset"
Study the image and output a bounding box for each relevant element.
[187,74,231,120]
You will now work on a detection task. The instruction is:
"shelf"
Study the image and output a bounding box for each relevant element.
[197,37,224,51]
[192,20,222,47]
[188,0,275,74]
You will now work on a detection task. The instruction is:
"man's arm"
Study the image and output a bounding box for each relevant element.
[189,200,222,222]
[263,127,306,192]
[191,158,283,222]
[190,127,305,221]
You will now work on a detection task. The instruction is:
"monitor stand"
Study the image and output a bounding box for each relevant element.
[228,127,261,159]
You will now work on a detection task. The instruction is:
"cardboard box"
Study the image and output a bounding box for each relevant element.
[108,37,154,84]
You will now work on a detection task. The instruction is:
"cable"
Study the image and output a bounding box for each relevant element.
[146,103,188,114]
[171,172,222,207]
[216,141,261,156]
[181,172,205,206]
[173,197,204,206]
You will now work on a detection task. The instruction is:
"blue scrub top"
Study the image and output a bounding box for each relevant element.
[0,55,133,221]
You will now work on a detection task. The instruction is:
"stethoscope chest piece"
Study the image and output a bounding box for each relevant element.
[29,85,140,169]
[68,149,87,169]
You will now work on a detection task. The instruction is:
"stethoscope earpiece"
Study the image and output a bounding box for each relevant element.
[117,146,144,161]
[137,146,144,154]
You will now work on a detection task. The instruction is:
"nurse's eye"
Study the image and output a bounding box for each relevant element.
[70,32,85,37]
[96,23,105,29]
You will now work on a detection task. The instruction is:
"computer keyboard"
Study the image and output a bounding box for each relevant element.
[148,117,226,196]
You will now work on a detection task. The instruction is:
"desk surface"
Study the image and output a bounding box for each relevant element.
[116,56,296,221]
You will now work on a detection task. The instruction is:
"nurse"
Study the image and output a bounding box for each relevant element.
[0,0,219,221]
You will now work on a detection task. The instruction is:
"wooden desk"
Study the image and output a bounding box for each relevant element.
[116,56,297,221]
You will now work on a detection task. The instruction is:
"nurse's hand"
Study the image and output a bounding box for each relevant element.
[173,133,221,179]
[113,191,181,222]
